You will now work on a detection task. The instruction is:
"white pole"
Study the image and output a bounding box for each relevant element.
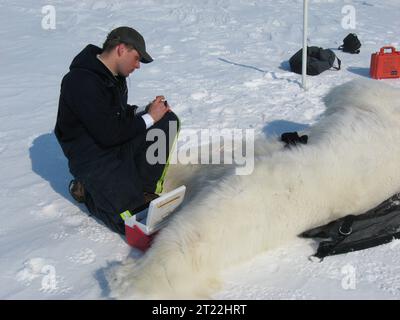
[302,0,309,90]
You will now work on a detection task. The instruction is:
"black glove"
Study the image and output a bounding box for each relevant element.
[281,132,308,147]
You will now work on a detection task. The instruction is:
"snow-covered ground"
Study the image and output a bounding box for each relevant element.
[1,0,400,299]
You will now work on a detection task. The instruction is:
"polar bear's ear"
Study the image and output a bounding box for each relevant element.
[323,79,369,111]
[323,82,351,110]
[361,80,400,115]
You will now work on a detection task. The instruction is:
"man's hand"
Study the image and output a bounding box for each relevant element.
[147,96,171,123]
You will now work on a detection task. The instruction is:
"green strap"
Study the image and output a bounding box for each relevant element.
[155,117,181,194]
[120,210,133,221]
[121,118,181,220]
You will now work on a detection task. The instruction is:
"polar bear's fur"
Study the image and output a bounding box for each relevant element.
[106,79,400,299]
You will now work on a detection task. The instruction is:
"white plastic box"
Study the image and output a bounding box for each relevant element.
[125,186,186,251]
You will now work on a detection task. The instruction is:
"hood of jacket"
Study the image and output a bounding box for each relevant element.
[69,44,120,84]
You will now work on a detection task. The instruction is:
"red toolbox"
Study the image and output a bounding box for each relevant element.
[370,46,400,79]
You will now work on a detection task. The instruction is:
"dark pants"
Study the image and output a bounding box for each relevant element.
[84,111,180,235]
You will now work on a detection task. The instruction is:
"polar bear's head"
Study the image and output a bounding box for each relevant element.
[323,79,400,119]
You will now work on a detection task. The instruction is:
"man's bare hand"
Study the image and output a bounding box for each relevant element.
[147,96,171,123]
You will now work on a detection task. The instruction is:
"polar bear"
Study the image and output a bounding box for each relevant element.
[106,79,400,299]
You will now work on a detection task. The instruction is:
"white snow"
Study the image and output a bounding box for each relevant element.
[1,0,400,299]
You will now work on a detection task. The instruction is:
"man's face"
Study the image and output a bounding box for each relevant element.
[116,44,141,77]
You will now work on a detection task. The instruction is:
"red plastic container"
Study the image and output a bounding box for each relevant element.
[125,224,158,252]
[370,46,400,79]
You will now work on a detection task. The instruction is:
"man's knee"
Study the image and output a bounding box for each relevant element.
[160,111,179,125]
[152,111,180,137]
[165,111,179,123]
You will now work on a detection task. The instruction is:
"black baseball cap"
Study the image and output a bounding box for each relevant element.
[105,26,153,63]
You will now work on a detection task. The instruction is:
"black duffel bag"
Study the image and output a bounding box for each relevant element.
[300,193,400,260]
[289,46,341,76]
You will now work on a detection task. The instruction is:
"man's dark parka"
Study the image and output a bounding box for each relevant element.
[55,44,148,233]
